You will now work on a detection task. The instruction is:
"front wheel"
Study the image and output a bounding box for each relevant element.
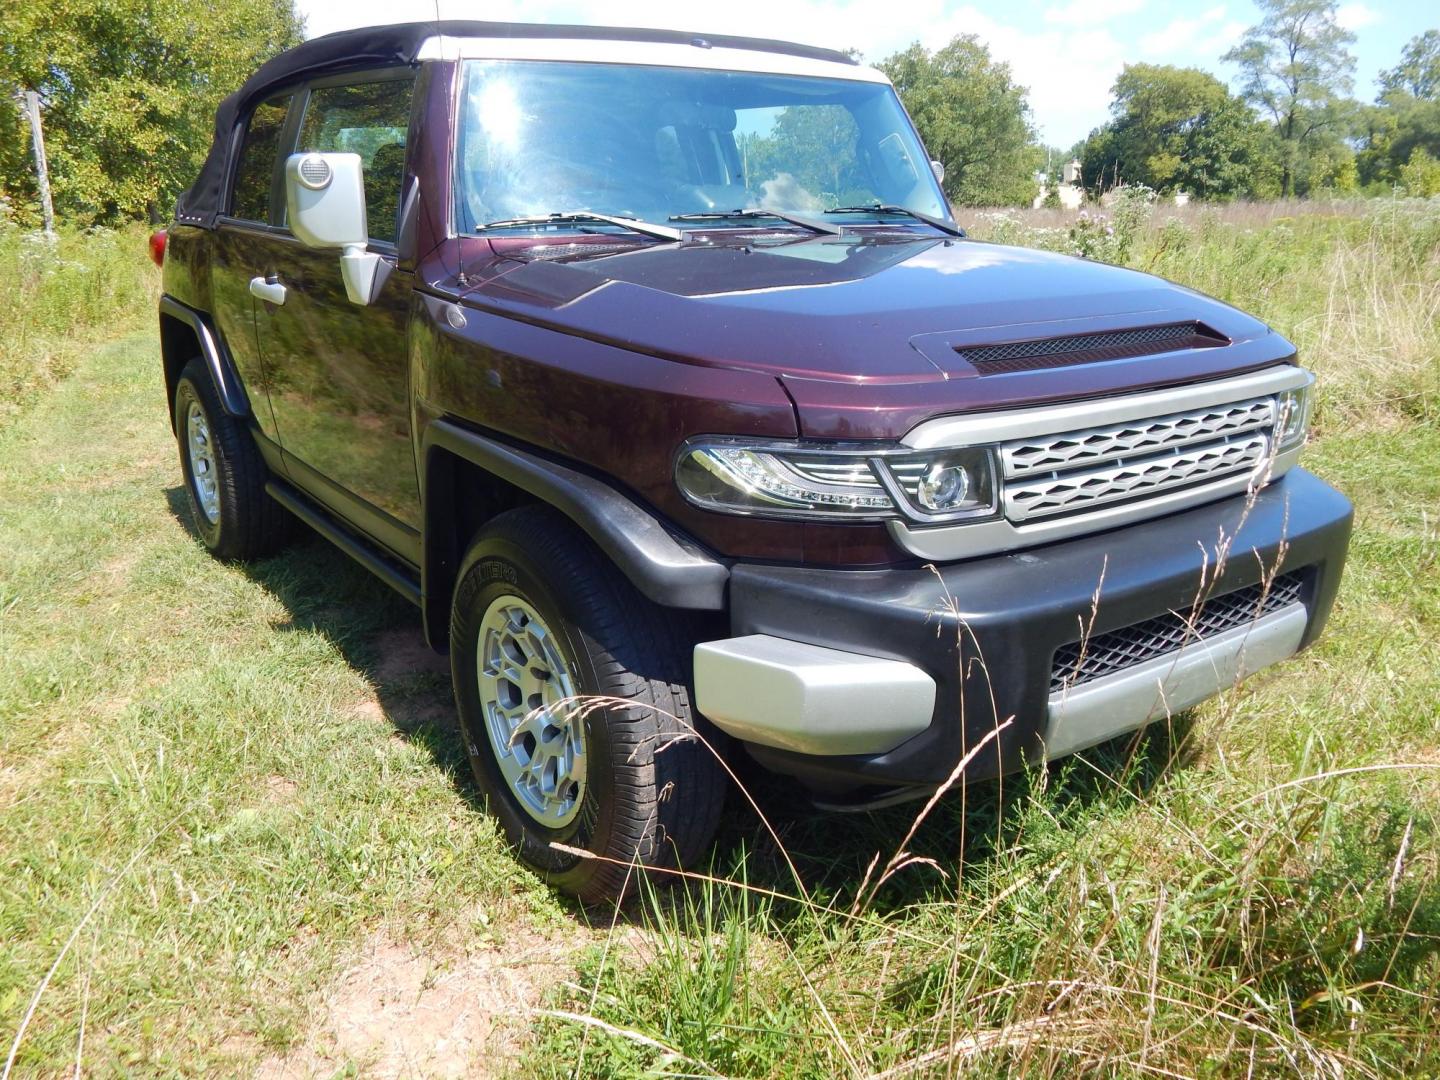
[450,506,726,904]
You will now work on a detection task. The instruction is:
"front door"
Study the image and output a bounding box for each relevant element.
[210,92,293,448]
[253,70,421,562]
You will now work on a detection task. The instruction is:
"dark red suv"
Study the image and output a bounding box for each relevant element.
[154,21,1352,901]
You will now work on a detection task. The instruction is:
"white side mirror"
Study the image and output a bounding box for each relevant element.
[284,152,382,305]
[931,159,946,185]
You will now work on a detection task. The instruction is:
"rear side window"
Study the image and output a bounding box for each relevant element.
[297,77,414,243]
[230,95,291,223]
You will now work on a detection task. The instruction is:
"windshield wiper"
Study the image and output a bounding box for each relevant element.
[824,204,966,237]
[669,208,842,236]
[476,211,683,242]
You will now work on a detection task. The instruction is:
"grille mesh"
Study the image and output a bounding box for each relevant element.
[958,322,1225,374]
[1050,573,1304,693]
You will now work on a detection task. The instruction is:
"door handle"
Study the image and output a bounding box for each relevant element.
[249,276,286,305]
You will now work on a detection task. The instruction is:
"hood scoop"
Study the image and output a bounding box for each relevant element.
[957,321,1228,375]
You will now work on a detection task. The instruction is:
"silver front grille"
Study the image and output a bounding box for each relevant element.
[998,397,1277,523]
[1006,434,1269,522]
[891,365,1313,562]
[1003,397,1275,478]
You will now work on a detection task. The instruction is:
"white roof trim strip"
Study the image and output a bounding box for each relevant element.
[416,35,891,83]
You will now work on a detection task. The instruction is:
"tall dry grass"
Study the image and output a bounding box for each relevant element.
[969,197,1440,429]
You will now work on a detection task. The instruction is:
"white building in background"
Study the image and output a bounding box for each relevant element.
[1034,158,1084,209]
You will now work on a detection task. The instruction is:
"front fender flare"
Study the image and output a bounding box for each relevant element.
[421,419,729,645]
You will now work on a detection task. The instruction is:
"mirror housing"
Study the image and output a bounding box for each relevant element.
[284,152,383,305]
[930,159,946,185]
[285,152,366,246]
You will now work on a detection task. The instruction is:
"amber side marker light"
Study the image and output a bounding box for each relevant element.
[148,229,167,267]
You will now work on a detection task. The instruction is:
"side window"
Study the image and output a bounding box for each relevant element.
[231,95,291,223]
[297,76,414,244]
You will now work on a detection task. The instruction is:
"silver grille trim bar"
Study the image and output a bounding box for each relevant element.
[891,365,1311,561]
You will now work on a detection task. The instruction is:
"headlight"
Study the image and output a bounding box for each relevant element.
[904,451,995,514]
[674,440,998,523]
[1274,380,1312,451]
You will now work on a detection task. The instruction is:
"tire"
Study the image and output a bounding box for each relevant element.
[450,505,726,904]
[173,358,294,561]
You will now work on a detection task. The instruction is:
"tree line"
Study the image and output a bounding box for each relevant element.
[0,0,1435,225]
[888,0,1440,206]
[1,0,302,223]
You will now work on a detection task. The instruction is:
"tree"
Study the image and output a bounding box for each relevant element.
[1080,64,1272,200]
[0,0,303,223]
[1399,147,1440,196]
[879,37,1039,207]
[1356,96,1440,189]
[1358,31,1440,190]
[1223,0,1357,197]
[1379,29,1440,101]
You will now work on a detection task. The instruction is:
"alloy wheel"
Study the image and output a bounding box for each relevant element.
[475,595,586,827]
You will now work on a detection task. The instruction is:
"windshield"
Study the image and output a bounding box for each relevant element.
[455,61,949,233]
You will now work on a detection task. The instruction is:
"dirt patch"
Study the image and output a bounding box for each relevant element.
[372,627,450,685]
[255,924,571,1079]
[262,775,299,803]
[99,552,140,581]
[350,698,386,725]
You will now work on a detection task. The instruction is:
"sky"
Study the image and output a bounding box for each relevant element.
[297,0,1437,148]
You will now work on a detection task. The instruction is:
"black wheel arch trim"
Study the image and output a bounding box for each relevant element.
[159,295,250,422]
[420,419,728,645]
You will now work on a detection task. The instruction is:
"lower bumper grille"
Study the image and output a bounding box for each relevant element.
[1051,572,1305,693]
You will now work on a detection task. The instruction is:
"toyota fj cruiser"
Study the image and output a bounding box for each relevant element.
[154,21,1352,902]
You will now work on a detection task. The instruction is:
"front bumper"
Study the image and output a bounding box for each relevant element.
[694,468,1352,795]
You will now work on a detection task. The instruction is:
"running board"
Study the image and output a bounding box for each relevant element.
[265,479,422,606]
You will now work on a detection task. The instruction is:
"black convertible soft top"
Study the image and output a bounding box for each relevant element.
[174,19,858,228]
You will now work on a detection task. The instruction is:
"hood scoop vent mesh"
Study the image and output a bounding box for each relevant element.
[957,322,1227,374]
[518,242,639,261]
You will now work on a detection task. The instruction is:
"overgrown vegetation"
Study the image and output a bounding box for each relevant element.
[1,202,1436,1075]
[0,223,158,425]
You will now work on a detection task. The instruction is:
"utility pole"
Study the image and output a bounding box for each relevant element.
[22,90,56,236]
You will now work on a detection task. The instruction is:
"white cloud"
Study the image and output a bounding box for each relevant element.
[1138,6,1230,56]
[932,7,1127,145]
[1335,3,1379,31]
[1043,0,1146,27]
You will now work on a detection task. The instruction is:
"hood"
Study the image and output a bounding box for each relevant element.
[461,232,1294,438]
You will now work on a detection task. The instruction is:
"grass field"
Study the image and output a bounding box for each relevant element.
[1,200,1438,1077]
